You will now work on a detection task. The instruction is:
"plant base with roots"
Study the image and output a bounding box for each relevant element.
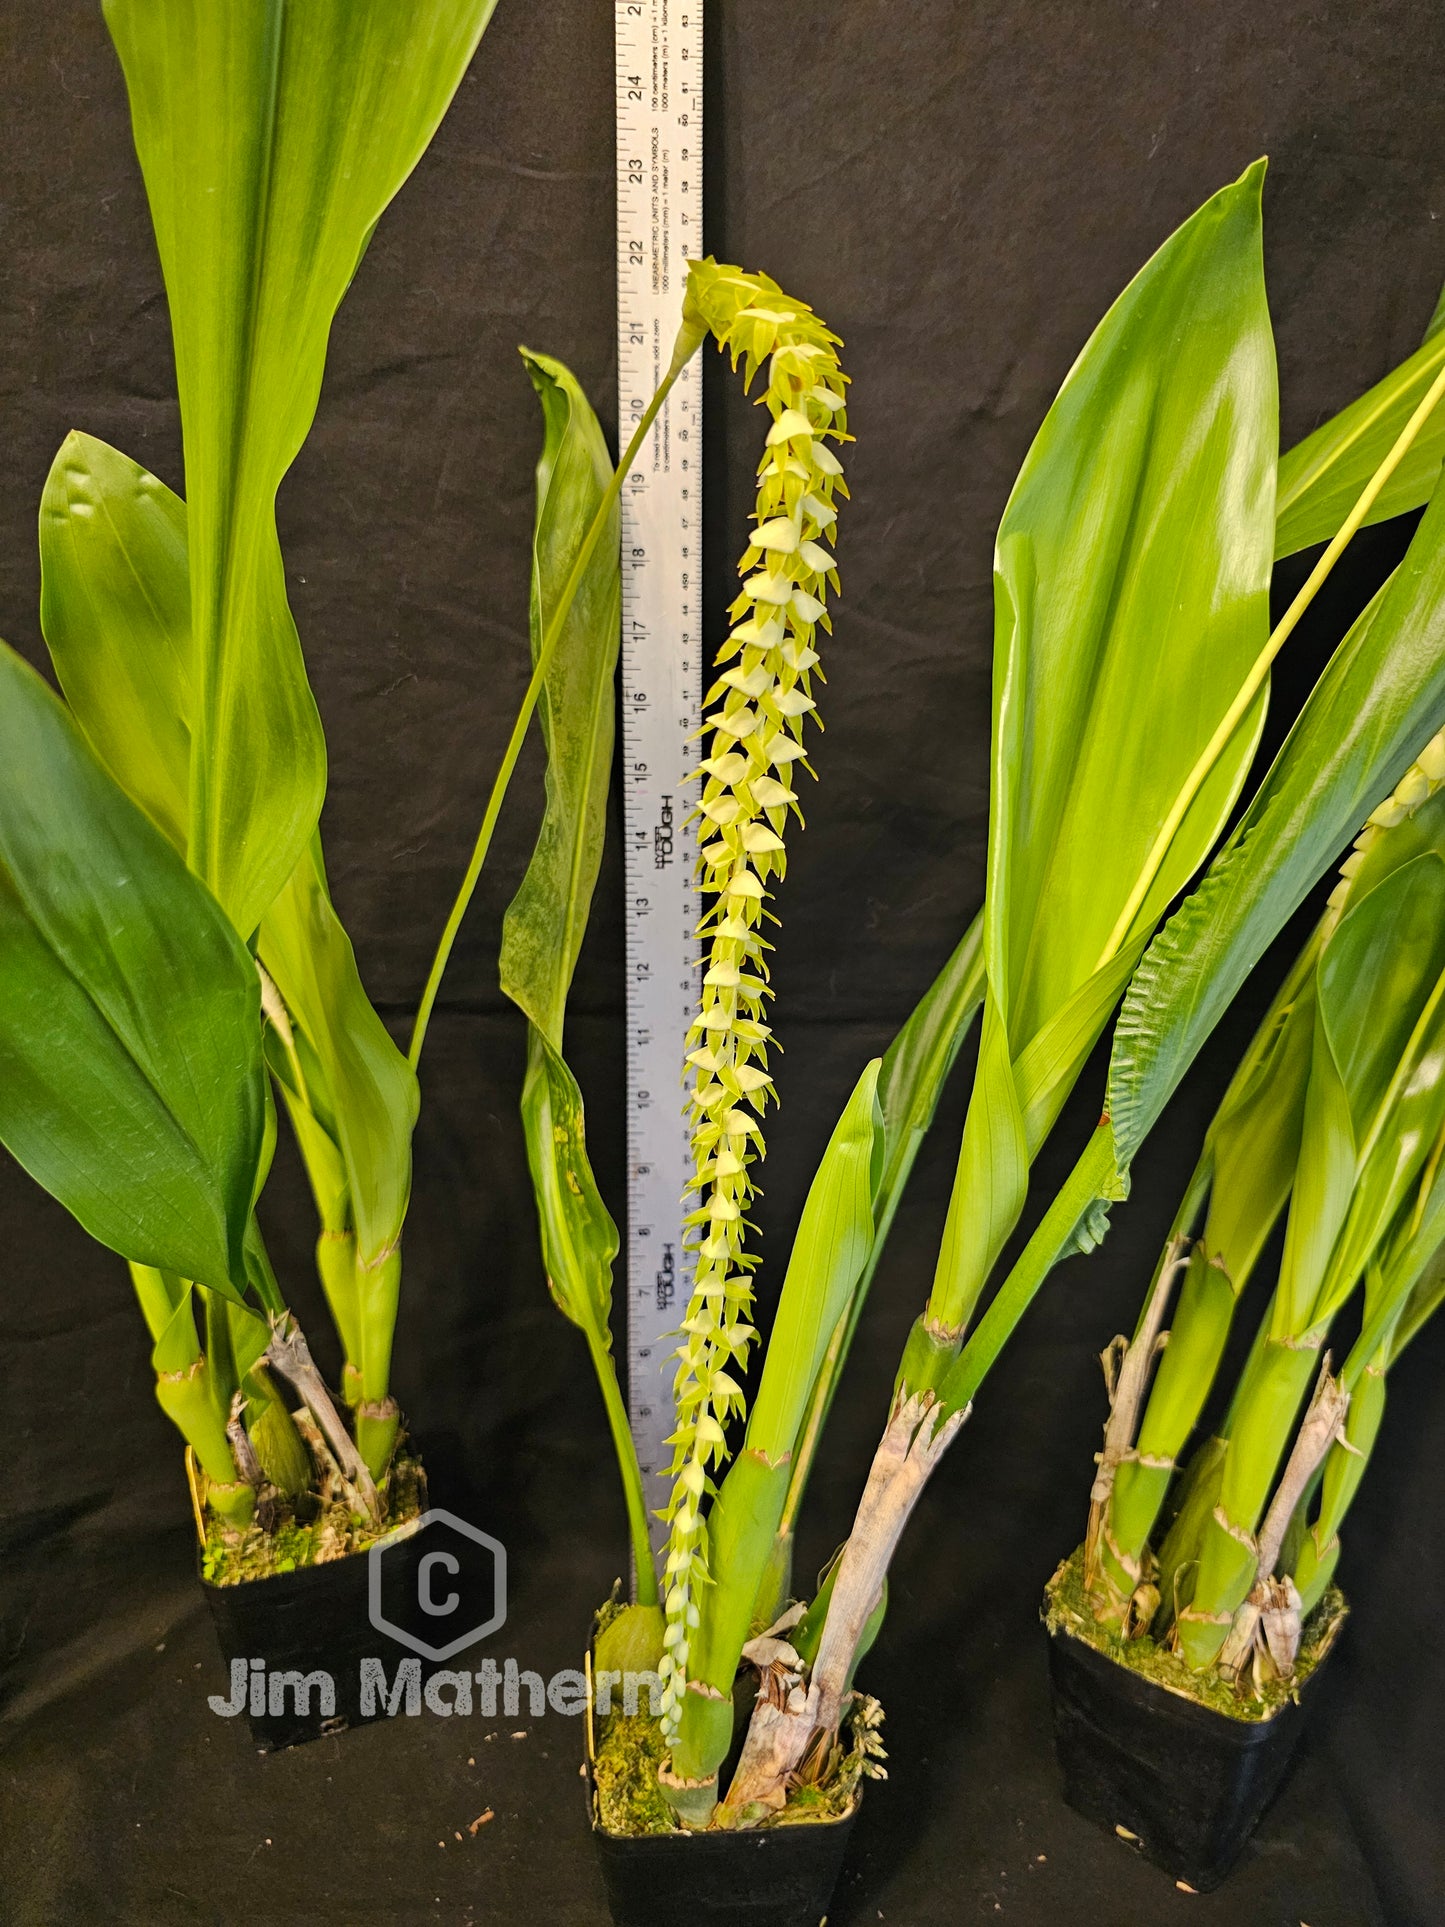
[197,1411,426,1586]
[1044,1544,1347,1721]
[589,1597,885,1839]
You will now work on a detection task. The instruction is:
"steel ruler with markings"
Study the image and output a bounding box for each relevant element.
[614,0,703,1553]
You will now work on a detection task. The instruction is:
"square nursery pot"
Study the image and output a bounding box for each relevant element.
[201,1522,435,1752]
[584,1657,859,1927]
[1047,1617,1335,1891]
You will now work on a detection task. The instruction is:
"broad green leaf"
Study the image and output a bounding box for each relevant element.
[40,433,418,1267]
[500,351,622,1046]
[767,915,987,1533]
[1306,852,1445,1324]
[943,468,1445,1406]
[745,1060,883,1460]
[1109,465,1445,1174]
[1395,1226,1445,1354]
[502,354,624,1332]
[0,642,264,1294]
[103,0,498,937]
[259,843,418,1263]
[1276,285,1445,558]
[934,994,1028,1325]
[519,1027,619,1342]
[872,911,985,1221]
[987,161,1276,1048]
[929,163,1277,1331]
[1320,853,1445,1148]
[1201,958,1316,1287]
[39,433,192,846]
[1274,989,1364,1332]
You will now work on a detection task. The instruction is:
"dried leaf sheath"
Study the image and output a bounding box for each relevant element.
[658,262,851,1734]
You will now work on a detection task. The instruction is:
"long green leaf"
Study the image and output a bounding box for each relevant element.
[39,432,192,846]
[259,842,418,1262]
[1276,285,1445,557]
[987,162,1276,1048]
[928,161,1277,1331]
[39,433,418,1268]
[496,356,647,1583]
[519,1028,619,1339]
[745,1061,884,1461]
[0,642,263,1293]
[685,1063,884,1719]
[502,351,622,1317]
[944,474,1445,1413]
[500,352,622,1044]
[1109,469,1445,1173]
[103,0,498,937]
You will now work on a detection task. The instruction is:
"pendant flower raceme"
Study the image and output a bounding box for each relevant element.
[656,260,850,1737]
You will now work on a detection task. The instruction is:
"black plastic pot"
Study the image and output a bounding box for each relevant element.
[589,1793,857,1927]
[201,1529,433,1751]
[584,1656,858,1927]
[1047,1619,1332,1890]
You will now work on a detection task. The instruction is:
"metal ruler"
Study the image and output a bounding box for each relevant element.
[614,0,703,1554]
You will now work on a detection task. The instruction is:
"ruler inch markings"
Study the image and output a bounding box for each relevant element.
[616,0,703,1557]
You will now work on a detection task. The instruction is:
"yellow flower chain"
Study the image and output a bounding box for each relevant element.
[656,260,849,1735]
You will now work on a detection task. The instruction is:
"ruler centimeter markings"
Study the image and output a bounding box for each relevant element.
[615,0,703,1556]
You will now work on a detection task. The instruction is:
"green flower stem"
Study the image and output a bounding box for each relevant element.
[408,333,703,1072]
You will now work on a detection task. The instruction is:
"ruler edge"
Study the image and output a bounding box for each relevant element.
[614,0,705,1553]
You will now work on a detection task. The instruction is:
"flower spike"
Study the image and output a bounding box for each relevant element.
[657,259,850,1737]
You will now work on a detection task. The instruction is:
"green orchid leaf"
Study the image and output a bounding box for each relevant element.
[519,1026,618,1341]
[500,351,622,1047]
[495,353,643,1551]
[259,841,418,1265]
[501,352,623,1320]
[40,432,418,1268]
[872,911,985,1224]
[102,0,498,937]
[39,432,192,849]
[1276,280,1445,558]
[987,162,1276,1051]
[0,642,264,1295]
[1275,983,1365,1332]
[1307,851,1445,1323]
[929,162,1277,1334]
[745,1059,884,1462]
[1201,956,1316,1288]
[1320,852,1445,1148]
[1109,465,1445,1174]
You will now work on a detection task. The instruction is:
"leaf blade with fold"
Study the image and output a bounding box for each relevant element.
[1109,472,1445,1174]
[500,350,623,1046]
[1276,284,1445,558]
[39,432,419,1270]
[0,641,264,1294]
[928,161,1278,1334]
[102,0,499,936]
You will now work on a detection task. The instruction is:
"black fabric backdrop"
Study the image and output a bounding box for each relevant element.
[2,3,1444,1923]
